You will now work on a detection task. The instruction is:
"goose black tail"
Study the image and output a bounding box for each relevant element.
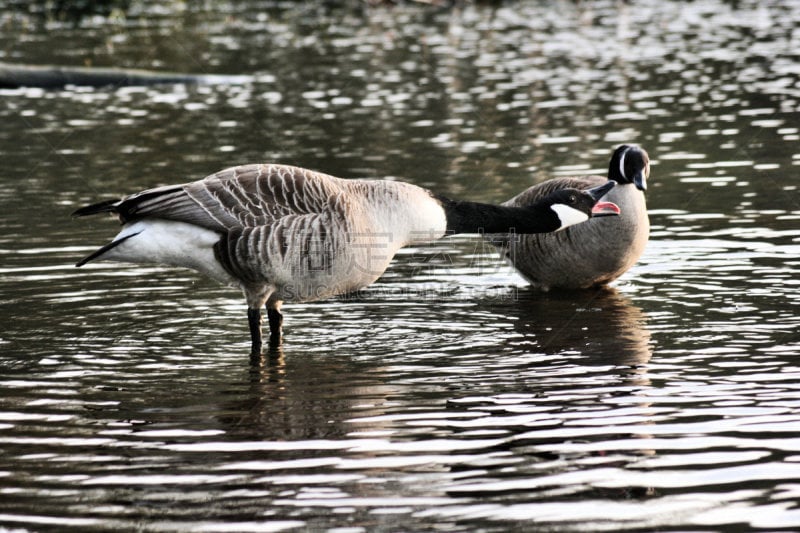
[75,232,140,267]
[72,199,120,218]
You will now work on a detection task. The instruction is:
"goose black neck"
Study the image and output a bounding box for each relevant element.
[437,196,559,235]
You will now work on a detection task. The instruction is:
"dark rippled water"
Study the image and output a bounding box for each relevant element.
[1,1,799,531]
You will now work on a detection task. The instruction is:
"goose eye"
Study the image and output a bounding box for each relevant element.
[569,194,577,204]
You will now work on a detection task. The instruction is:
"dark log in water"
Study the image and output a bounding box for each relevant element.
[0,62,251,88]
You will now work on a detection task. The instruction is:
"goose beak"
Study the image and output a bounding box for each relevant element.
[586,180,615,201]
[586,181,620,217]
[592,201,621,217]
[633,171,647,191]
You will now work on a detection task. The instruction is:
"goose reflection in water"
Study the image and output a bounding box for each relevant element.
[497,286,653,370]
[441,287,659,500]
[219,345,399,441]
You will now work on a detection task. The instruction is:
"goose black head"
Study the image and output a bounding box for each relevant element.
[548,181,620,231]
[608,144,649,191]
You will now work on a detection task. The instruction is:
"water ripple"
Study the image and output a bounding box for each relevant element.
[2,0,800,531]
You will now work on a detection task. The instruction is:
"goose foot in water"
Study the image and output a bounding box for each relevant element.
[267,308,283,347]
[248,306,283,354]
[248,307,263,355]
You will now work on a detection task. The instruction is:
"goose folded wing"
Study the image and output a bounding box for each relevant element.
[116,164,343,232]
[187,164,346,230]
[213,212,339,284]
[502,176,604,208]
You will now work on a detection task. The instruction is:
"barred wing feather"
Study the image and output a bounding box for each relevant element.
[116,164,345,231]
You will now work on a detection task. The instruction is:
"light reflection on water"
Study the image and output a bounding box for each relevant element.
[1,0,800,531]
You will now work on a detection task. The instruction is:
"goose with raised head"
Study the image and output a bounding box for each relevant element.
[73,164,620,353]
[491,144,649,290]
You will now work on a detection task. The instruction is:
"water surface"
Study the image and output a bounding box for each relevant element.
[1,1,799,531]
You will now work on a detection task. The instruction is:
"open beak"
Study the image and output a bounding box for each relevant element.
[587,180,615,201]
[586,181,620,217]
[592,201,621,217]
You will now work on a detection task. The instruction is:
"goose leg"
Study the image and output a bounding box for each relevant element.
[247,307,263,355]
[267,307,283,346]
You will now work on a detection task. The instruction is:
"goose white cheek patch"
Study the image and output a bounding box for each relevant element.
[551,204,589,230]
[619,146,629,180]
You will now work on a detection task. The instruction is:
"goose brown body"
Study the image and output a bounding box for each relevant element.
[77,164,448,306]
[493,145,650,290]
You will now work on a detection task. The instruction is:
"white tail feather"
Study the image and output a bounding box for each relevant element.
[100,220,234,285]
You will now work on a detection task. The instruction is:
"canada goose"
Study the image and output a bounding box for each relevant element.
[73,164,620,353]
[491,144,649,290]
